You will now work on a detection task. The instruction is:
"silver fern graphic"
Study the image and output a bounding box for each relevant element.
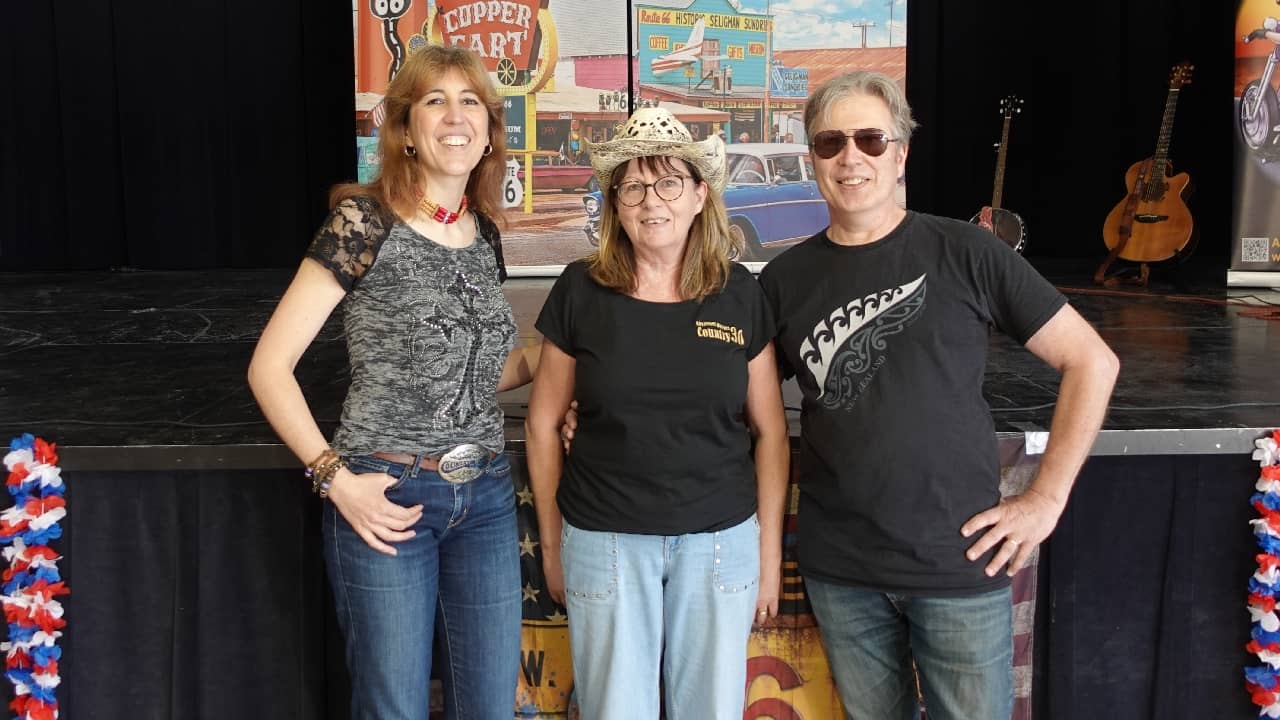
[801,275,926,406]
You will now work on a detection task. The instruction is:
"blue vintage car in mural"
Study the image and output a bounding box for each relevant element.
[581,142,830,261]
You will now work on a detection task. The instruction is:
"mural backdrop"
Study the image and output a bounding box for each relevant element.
[353,0,906,274]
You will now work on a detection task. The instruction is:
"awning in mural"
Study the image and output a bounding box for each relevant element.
[532,84,728,122]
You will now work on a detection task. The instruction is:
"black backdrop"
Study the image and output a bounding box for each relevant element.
[55,452,1259,719]
[1,0,1235,270]
[1,0,354,270]
[907,0,1234,262]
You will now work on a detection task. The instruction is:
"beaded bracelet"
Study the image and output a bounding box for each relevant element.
[305,449,345,499]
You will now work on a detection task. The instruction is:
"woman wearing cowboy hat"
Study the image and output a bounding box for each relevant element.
[524,107,789,719]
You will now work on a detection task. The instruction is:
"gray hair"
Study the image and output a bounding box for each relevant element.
[804,71,920,147]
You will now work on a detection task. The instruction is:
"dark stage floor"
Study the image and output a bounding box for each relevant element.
[1,257,1277,466]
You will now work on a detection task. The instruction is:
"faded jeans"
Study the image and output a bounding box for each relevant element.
[807,579,1014,720]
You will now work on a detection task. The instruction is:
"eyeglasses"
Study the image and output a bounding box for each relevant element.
[613,175,690,206]
[810,129,900,159]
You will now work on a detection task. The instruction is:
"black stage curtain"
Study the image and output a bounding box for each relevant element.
[55,452,1260,718]
[907,0,1235,262]
[61,469,344,719]
[1,1,354,271]
[1043,452,1258,718]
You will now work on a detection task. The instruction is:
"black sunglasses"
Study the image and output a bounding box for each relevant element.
[810,129,900,159]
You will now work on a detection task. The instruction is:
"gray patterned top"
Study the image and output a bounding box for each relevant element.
[305,196,515,456]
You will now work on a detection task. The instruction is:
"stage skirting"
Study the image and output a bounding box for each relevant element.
[47,432,1261,719]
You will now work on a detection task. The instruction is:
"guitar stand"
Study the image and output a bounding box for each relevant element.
[1094,257,1151,288]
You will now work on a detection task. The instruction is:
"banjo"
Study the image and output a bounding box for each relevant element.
[970,94,1027,253]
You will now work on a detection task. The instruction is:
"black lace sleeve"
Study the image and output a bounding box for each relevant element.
[472,211,508,283]
[304,196,393,292]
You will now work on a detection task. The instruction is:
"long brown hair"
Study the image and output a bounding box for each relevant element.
[331,45,507,222]
[587,156,736,302]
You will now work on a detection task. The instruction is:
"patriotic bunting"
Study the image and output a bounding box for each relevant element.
[1248,430,1280,717]
[0,435,67,720]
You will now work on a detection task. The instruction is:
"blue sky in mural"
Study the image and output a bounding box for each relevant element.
[735,0,906,50]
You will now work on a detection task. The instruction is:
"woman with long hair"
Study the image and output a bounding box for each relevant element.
[248,44,536,719]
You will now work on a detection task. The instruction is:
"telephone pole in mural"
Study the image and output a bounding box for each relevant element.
[763,0,770,143]
[850,20,875,48]
[887,0,894,45]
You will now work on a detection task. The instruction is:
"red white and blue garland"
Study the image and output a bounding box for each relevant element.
[1247,429,1280,717]
[0,435,67,720]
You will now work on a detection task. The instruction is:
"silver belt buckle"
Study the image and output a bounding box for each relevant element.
[438,444,490,484]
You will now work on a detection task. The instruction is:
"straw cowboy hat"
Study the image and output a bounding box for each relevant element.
[585,107,727,192]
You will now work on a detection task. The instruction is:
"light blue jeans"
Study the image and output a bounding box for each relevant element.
[560,514,760,720]
[323,453,522,720]
[806,579,1014,720]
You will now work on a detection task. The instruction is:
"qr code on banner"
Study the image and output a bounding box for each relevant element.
[1241,237,1271,263]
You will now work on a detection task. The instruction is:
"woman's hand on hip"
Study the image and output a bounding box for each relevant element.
[326,466,424,556]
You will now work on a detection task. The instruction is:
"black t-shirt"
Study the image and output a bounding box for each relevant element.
[758,211,1066,595]
[536,261,775,535]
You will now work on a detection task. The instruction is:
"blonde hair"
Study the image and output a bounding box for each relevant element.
[587,156,738,302]
[331,45,507,222]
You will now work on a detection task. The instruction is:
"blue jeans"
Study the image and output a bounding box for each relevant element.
[560,514,759,720]
[323,453,521,720]
[806,579,1013,720]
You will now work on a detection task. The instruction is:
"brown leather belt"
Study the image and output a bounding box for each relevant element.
[368,444,497,484]
[370,450,497,472]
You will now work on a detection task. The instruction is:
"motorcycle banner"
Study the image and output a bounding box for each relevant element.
[1232,0,1280,284]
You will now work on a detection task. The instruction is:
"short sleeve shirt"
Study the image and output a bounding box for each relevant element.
[536,261,775,535]
[305,196,515,456]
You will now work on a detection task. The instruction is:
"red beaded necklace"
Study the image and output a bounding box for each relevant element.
[416,193,468,224]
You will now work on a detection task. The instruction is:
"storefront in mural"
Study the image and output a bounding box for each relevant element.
[635,2,774,143]
[354,0,907,270]
[356,0,638,270]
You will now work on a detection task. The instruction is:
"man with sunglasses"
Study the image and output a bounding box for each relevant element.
[757,71,1120,720]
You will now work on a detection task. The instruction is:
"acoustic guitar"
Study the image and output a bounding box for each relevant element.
[971,95,1027,253]
[1097,63,1196,285]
